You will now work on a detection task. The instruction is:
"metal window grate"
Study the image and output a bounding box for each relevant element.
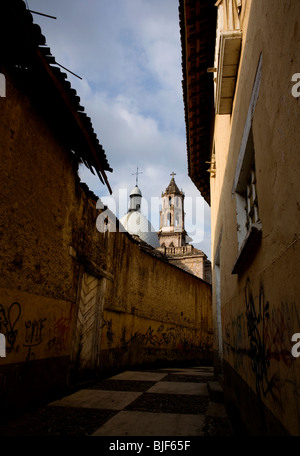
[246,167,259,229]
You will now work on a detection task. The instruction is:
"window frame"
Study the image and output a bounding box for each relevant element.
[231,54,263,275]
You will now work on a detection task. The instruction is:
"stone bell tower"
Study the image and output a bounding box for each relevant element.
[158,172,187,248]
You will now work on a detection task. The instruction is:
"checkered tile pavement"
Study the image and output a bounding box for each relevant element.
[0,366,235,436]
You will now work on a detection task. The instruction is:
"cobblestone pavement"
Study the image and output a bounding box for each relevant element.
[0,365,236,437]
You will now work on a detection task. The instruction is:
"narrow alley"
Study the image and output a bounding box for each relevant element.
[3,0,299,439]
[0,364,235,437]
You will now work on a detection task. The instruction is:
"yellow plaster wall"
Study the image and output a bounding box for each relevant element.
[99,232,213,370]
[211,0,300,434]
[0,60,213,412]
[0,289,74,364]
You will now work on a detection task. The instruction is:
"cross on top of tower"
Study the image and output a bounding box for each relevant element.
[170,172,176,179]
[132,167,143,186]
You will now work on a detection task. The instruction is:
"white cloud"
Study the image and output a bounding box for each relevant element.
[28,0,211,258]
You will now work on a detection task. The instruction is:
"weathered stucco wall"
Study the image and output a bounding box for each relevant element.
[0,64,81,415]
[0,67,79,304]
[0,64,213,416]
[167,256,205,281]
[99,232,213,371]
[211,0,300,435]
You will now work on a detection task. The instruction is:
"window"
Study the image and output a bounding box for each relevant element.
[246,166,259,230]
[166,212,171,227]
[232,130,262,274]
[234,127,261,246]
[232,54,263,274]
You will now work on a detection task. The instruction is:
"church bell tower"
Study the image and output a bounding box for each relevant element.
[158,173,187,248]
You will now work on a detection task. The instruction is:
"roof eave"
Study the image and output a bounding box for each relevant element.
[179,0,217,206]
[1,0,113,194]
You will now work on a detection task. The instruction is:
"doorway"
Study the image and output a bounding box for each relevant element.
[71,270,106,383]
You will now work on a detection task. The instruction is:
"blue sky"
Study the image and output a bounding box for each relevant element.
[27,0,211,258]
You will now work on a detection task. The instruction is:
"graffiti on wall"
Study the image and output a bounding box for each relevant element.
[24,317,47,361]
[224,312,245,371]
[224,278,300,408]
[0,301,71,362]
[0,302,21,353]
[244,279,273,400]
[101,317,212,361]
[103,318,114,347]
[47,313,71,353]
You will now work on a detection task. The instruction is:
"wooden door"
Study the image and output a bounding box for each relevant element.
[71,271,105,380]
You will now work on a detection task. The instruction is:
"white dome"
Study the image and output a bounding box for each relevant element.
[130,185,142,197]
[119,211,160,248]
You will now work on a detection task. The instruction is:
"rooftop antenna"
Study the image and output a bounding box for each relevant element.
[25,0,57,20]
[54,61,83,80]
[28,9,57,20]
[132,167,143,186]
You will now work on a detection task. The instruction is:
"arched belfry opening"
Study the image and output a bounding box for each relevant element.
[158,172,187,248]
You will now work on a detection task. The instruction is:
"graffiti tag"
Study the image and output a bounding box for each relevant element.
[0,302,21,353]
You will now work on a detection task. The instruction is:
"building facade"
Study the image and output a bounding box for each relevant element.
[180,0,300,435]
[158,173,188,248]
[0,0,213,419]
[158,174,212,283]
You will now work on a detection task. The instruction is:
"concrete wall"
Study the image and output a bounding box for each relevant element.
[211,0,300,435]
[0,63,213,417]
